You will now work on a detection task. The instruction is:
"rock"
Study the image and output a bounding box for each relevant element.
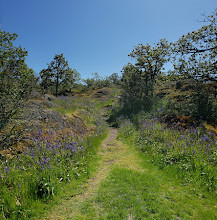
[43,94,56,101]
[93,88,111,98]
[29,91,42,99]
[40,101,57,108]
[23,102,67,130]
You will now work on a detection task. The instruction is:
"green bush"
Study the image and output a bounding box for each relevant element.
[0,28,37,148]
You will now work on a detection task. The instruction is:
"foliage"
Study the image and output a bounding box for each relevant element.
[40,54,80,96]
[83,72,101,89]
[120,39,170,114]
[191,84,217,122]
[0,130,106,219]
[39,68,53,94]
[170,9,217,121]
[83,72,121,90]
[60,68,80,95]
[0,28,37,147]
[83,72,109,89]
[108,73,121,86]
[172,9,217,82]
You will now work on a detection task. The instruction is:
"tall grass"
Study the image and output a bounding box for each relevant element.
[119,118,217,193]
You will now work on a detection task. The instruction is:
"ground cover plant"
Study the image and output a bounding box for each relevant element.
[62,131,216,219]
[0,94,108,219]
[52,87,118,115]
[119,117,217,193]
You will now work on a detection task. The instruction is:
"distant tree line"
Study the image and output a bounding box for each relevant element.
[83,72,121,90]
[39,56,121,95]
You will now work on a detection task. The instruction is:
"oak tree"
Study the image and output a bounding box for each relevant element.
[172,9,217,82]
[0,28,36,145]
[121,39,170,113]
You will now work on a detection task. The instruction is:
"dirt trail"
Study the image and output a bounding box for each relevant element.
[44,127,144,219]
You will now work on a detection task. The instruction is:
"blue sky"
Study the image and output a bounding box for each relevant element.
[1,0,216,79]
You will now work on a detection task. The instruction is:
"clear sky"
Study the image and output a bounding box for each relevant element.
[0,0,216,78]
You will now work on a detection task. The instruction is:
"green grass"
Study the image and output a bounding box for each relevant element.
[0,131,108,220]
[119,118,217,193]
[3,88,216,219]
[39,120,217,219]
[88,167,216,219]
[0,91,110,219]
[77,161,217,220]
[60,128,217,219]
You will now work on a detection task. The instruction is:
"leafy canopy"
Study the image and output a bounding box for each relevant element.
[0,28,36,145]
[172,9,217,82]
[40,53,80,96]
[121,39,170,113]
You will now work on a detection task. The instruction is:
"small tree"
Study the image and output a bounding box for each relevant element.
[40,68,53,94]
[121,39,169,113]
[121,63,144,112]
[0,28,36,146]
[40,54,80,96]
[60,68,80,93]
[83,72,108,89]
[109,73,121,86]
[50,54,68,96]
[172,9,217,121]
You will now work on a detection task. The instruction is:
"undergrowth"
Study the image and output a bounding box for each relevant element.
[0,95,108,219]
[0,128,107,219]
[119,118,217,193]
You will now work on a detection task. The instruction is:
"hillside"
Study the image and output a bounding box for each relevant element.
[1,8,217,218]
[1,86,217,219]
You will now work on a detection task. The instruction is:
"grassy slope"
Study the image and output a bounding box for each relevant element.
[4,85,216,219]
[0,88,113,219]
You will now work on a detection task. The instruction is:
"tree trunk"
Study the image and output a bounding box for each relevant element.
[56,73,59,97]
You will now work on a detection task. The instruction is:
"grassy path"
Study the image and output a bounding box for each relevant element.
[44,128,217,219]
